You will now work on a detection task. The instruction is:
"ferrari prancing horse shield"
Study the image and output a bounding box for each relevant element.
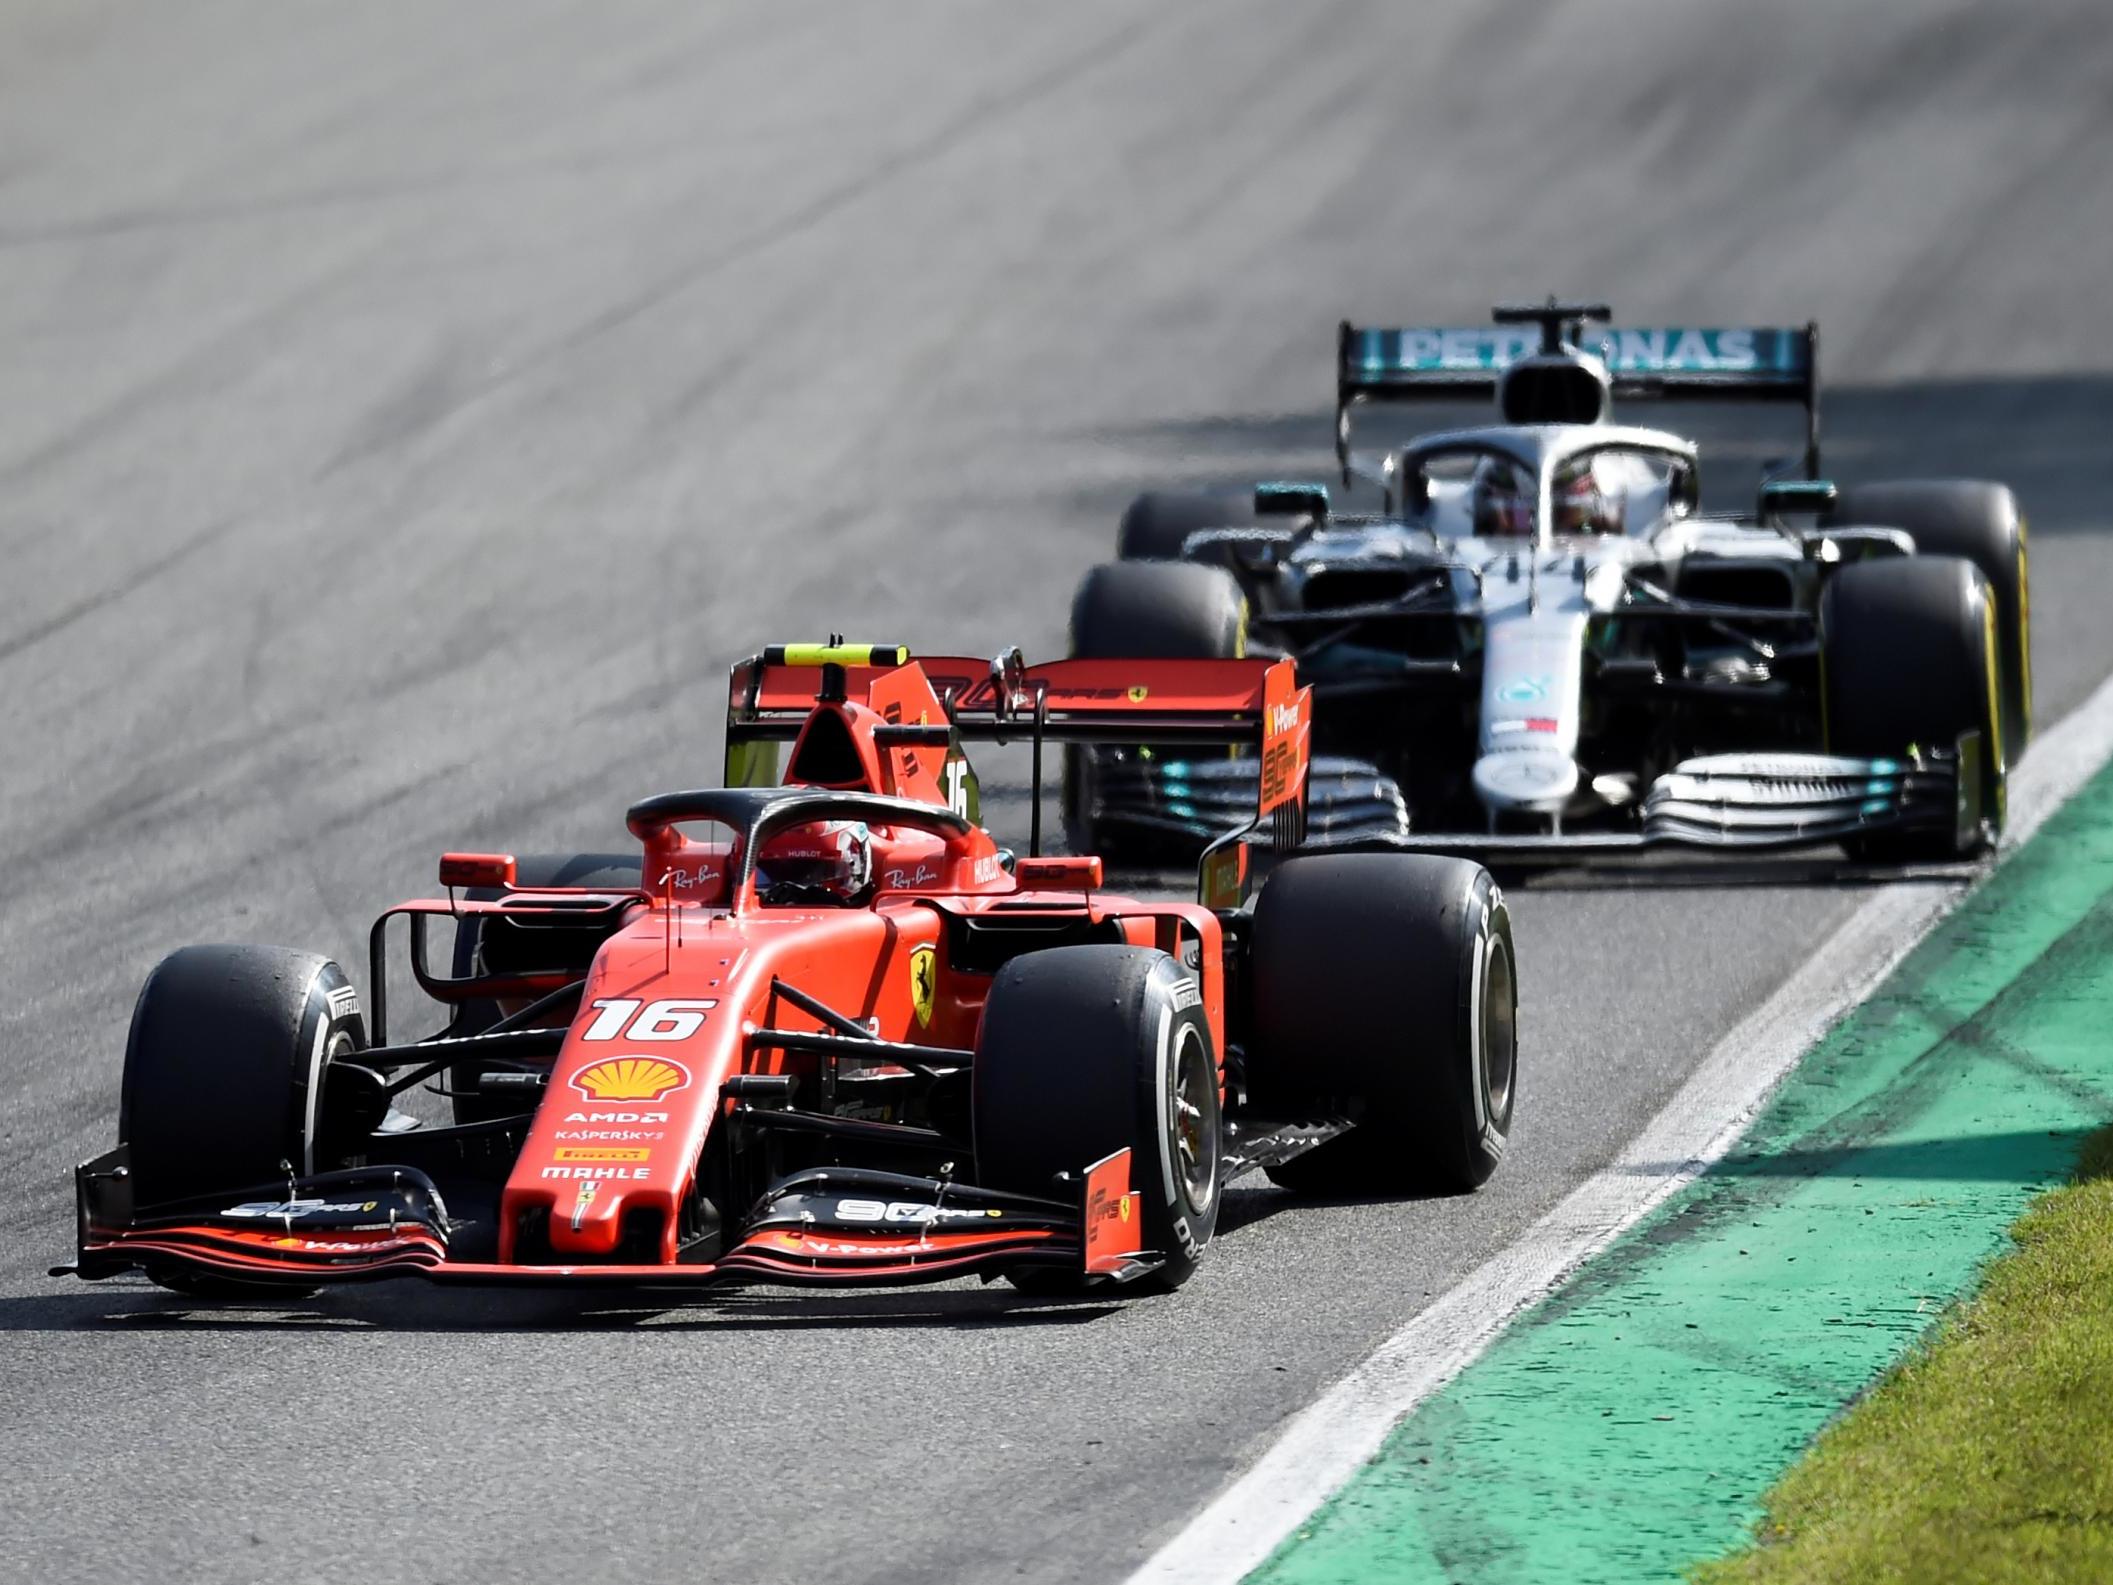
[909,942,937,1028]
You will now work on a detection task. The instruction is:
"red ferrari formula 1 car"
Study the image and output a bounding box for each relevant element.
[60,644,1516,1297]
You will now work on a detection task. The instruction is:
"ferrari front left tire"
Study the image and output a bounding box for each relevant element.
[974,944,1221,1292]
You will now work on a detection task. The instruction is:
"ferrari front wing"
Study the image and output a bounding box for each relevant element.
[60,1149,1155,1292]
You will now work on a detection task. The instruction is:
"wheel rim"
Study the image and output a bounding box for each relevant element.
[1981,586,2007,830]
[1482,937,1517,1120]
[1169,1022,1218,1214]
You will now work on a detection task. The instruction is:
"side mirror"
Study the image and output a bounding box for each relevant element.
[1759,478,1838,521]
[439,852,516,890]
[1254,481,1331,521]
[1668,460,1701,517]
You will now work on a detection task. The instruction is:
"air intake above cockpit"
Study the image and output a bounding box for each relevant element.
[1499,356,1611,425]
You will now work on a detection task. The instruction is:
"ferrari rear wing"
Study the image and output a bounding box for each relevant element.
[730,646,1300,749]
[1336,313,1820,476]
[725,645,1312,898]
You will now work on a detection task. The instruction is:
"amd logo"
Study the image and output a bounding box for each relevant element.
[561,1111,668,1124]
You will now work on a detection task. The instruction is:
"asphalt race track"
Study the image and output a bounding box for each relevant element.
[4,5,2113,1582]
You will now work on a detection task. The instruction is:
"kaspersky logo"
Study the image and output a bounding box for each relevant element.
[571,1056,691,1104]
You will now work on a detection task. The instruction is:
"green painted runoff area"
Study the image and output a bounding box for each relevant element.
[1252,760,2113,1585]
[1696,1128,2113,1584]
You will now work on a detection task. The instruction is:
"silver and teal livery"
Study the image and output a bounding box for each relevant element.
[1072,301,2030,862]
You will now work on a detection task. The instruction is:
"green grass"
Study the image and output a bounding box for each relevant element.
[1694,1129,2113,1585]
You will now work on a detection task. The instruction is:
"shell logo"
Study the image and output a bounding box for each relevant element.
[571,1056,691,1104]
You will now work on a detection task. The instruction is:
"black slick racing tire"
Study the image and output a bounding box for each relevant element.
[1822,554,2004,862]
[1250,854,1516,1196]
[1069,560,1248,660]
[120,944,366,1299]
[1066,560,1248,859]
[974,945,1221,1293]
[448,852,641,1124]
[1117,490,1253,562]
[1830,480,2030,766]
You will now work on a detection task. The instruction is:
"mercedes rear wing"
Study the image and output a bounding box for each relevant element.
[724,645,1312,904]
[1335,310,1820,477]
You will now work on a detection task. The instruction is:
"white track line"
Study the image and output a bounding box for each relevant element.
[1131,673,2113,1585]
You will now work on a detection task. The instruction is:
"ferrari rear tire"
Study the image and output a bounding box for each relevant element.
[1117,490,1253,562]
[974,945,1221,1293]
[448,851,641,1123]
[1831,480,2030,766]
[1823,554,2004,862]
[1250,854,1516,1195]
[121,945,366,1298]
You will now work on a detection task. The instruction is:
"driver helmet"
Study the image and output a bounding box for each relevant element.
[1552,456,1623,535]
[755,820,873,906]
[1471,458,1533,537]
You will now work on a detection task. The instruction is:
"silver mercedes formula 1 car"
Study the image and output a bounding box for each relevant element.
[1067,301,2031,862]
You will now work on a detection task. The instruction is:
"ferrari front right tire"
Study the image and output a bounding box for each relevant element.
[121,944,364,1207]
[120,944,366,1300]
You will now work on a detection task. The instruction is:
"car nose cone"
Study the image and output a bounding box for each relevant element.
[1473,748,1579,812]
